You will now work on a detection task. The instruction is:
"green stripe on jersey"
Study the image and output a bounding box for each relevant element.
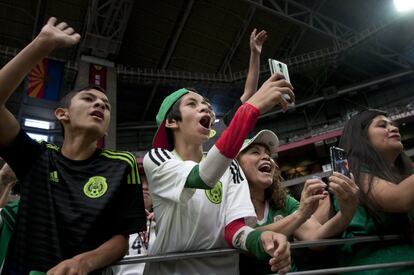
[100,150,140,184]
[46,143,60,151]
[185,165,212,189]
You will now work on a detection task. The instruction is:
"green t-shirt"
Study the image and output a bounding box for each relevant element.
[261,195,300,226]
[333,167,414,274]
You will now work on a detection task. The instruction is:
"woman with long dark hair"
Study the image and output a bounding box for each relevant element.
[334,109,414,274]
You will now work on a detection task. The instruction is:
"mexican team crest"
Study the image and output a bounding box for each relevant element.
[83,176,108,198]
[205,181,222,204]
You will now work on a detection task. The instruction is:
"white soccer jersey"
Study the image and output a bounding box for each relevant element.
[143,148,256,275]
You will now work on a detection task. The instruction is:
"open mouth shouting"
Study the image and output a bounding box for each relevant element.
[90,110,104,120]
[199,114,212,128]
[258,162,272,176]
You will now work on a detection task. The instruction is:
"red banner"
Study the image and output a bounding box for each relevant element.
[89,64,107,148]
[89,64,107,88]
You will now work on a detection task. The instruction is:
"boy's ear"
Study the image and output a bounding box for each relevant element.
[165,118,178,129]
[54,107,69,122]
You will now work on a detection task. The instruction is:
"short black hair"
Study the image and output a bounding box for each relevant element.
[58,84,106,138]
[59,84,106,109]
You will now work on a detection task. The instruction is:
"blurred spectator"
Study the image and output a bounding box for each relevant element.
[112,162,156,275]
[0,163,17,207]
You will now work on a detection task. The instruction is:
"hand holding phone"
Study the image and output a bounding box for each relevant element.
[268,58,294,106]
[329,146,351,177]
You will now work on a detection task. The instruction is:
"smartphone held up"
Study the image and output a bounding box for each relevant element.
[329,146,351,178]
[268,58,294,107]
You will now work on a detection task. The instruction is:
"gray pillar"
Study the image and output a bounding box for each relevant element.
[106,66,117,150]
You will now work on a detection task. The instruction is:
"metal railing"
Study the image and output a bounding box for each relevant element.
[106,234,414,274]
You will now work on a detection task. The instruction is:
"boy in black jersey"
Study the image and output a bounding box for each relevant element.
[0,18,146,274]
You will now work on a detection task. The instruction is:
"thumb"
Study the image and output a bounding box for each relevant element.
[261,232,276,254]
[273,233,288,256]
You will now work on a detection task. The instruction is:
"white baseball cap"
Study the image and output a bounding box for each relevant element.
[240,129,279,154]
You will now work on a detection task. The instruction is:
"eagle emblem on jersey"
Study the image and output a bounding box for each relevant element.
[205,181,222,204]
[208,129,216,139]
[83,176,108,198]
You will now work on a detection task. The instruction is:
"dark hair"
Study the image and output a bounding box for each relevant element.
[165,87,205,146]
[58,84,106,138]
[59,84,106,108]
[339,109,412,233]
[267,160,287,209]
[238,147,287,210]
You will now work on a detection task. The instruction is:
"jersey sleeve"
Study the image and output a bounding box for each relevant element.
[0,129,42,183]
[143,148,197,204]
[114,152,147,234]
[225,160,257,226]
[285,195,300,214]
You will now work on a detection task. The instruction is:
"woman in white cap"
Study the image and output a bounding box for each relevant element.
[237,129,359,273]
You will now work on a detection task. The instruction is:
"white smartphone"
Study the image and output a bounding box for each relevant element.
[268,58,293,106]
[268,58,290,83]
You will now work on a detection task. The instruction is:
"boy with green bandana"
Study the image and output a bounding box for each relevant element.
[144,69,295,274]
[0,18,146,274]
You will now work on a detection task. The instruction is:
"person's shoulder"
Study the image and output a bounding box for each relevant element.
[144,148,175,167]
[100,148,137,166]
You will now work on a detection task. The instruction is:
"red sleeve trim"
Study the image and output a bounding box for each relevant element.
[224,218,246,247]
[215,103,260,159]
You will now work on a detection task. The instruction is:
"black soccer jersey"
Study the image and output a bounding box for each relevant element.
[0,130,146,275]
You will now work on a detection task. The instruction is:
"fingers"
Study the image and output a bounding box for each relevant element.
[47,17,57,26]
[270,237,291,274]
[265,77,295,101]
[273,78,294,93]
[304,179,326,195]
[256,30,268,41]
[72,33,81,43]
[279,96,288,112]
[267,72,286,82]
[251,28,257,37]
[63,27,75,35]
[270,257,291,274]
[330,172,359,192]
[56,21,68,30]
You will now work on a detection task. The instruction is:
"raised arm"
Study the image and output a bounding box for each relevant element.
[0,17,80,146]
[196,73,294,188]
[240,29,267,103]
[366,173,414,212]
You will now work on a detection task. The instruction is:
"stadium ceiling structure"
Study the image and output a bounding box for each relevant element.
[0,0,413,149]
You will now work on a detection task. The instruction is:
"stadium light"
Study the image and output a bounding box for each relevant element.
[24,118,53,130]
[27,133,49,142]
[394,0,414,12]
